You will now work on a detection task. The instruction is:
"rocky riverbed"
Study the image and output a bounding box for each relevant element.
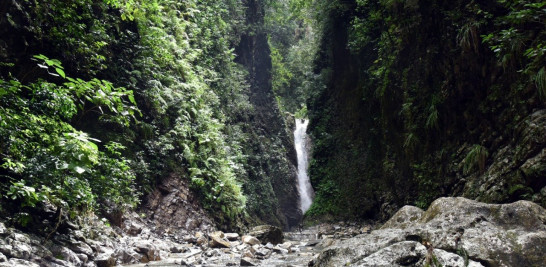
[1,197,545,266]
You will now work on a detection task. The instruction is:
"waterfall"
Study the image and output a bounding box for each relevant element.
[294,118,314,213]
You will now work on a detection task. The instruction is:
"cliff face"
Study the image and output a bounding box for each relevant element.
[307,0,545,221]
[235,0,301,229]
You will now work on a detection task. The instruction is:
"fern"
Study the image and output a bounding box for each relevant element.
[535,67,546,100]
[426,108,439,130]
[463,144,489,174]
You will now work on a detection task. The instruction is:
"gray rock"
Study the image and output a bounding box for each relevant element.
[520,148,546,180]
[60,247,82,266]
[248,225,283,245]
[312,197,546,267]
[0,258,40,267]
[124,220,144,236]
[380,205,424,230]
[255,247,271,258]
[70,241,94,256]
[242,235,261,246]
[134,240,160,262]
[0,253,6,262]
[273,246,289,255]
[95,253,115,267]
[0,223,6,235]
[205,248,221,257]
[210,233,231,248]
[356,241,427,266]
[280,241,293,250]
[76,253,88,264]
[115,247,140,264]
[240,257,257,266]
[242,249,254,258]
[195,232,208,247]
[224,233,239,241]
[433,249,484,267]
[3,241,31,259]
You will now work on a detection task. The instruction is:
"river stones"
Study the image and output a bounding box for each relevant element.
[311,197,546,267]
[248,225,284,245]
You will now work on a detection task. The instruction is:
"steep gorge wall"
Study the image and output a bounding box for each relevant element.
[235,0,301,229]
[307,0,545,221]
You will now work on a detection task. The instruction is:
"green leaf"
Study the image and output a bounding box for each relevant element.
[55,68,66,79]
[128,93,136,104]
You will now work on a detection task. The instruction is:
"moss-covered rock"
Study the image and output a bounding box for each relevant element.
[312,197,546,267]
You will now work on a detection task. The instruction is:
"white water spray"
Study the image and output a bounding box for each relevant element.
[294,118,314,213]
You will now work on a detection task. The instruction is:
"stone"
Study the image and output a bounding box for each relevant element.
[316,238,335,249]
[311,197,546,267]
[0,223,6,235]
[273,246,289,255]
[224,233,239,241]
[236,243,247,251]
[124,220,144,236]
[95,253,116,267]
[205,248,220,257]
[195,232,208,247]
[0,253,6,262]
[4,241,31,259]
[520,148,546,180]
[290,247,300,253]
[380,205,424,230]
[0,258,40,267]
[211,231,225,238]
[242,250,254,258]
[280,241,293,250]
[248,225,283,245]
[60,247,82,266]
[210,235,231,248]
[240,257,257,266]
[357,241,427,266]
[433,249,484,267]
[134,240,160,262]
[70,241,94,256]
[305,240,320,247]
[255,248,271,258]
[265,242,274,249]
[242,235,261,246]
[76,253,88,264]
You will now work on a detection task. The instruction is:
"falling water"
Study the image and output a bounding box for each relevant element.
[294,118,314,213]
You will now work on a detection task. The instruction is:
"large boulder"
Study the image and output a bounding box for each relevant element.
[248,225,283,245]
[209,232,231,248]
[312,197,546,267]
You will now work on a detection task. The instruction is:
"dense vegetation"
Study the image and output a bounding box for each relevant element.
[0,0,301,230]
[305,0,545,220]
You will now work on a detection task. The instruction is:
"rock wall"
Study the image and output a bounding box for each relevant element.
[306,0,546,221]
[234,0,301,229]
[143,173,216,234]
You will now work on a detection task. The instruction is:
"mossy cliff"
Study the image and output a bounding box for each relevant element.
[306,0,545,221]
[235,0,301,229]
